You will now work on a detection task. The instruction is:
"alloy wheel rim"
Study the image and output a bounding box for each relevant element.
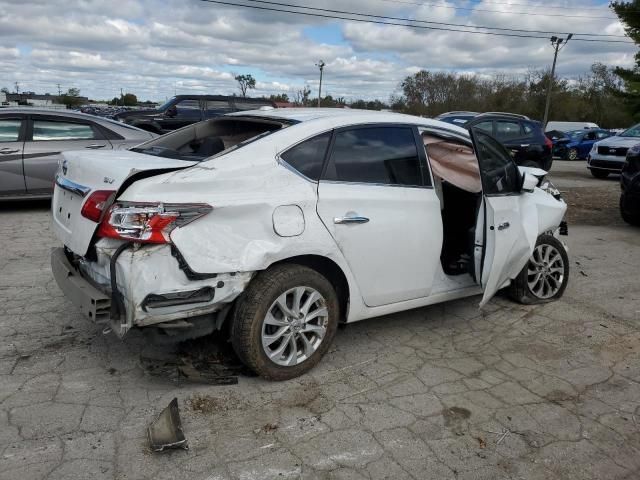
[569,149,577,160]
[526,244,565,299]
[261,286,328,366]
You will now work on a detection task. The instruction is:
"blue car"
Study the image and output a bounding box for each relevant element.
[554,128,613,160]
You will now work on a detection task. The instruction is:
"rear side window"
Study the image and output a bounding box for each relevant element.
[0,119,21,142]
[280,132,331,180]
[32,120,100,141]
[325,127,422,186]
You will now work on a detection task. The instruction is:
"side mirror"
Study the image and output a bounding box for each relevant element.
[521,172,538,193]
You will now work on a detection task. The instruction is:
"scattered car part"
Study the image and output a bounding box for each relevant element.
[147,398,188,452]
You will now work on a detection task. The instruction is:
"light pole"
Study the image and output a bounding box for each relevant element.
[542,33,572,129]
[316,60,325,108]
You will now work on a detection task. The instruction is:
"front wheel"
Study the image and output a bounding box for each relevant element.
[509,235,569,305]
[590,169,609,179]
[231,264,339,380]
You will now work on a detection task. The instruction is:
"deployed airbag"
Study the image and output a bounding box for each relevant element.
[423,134,482,193]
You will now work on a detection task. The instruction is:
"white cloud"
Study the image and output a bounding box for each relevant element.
[0,0,635,101]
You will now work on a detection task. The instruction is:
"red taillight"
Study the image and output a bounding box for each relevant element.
[81,190,116,222]
[544,136,553,149]
[97,202,212,244]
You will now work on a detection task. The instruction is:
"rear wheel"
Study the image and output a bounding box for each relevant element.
[231,264,339,380]
[567,148,579,161]
[509,235,569,305]
[590,169,609,179]
[620,194,640,226]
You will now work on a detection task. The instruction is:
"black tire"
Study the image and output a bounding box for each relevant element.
[590,169,609,179]
[230,264,339,380]
[620,194,640,226]
[509,234,569,305]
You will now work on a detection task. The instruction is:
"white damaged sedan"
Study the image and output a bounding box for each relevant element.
[51,109,569,379]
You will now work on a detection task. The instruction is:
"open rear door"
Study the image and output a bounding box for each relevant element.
[470,129,533,306]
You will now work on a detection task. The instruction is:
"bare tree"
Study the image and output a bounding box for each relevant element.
[234,74,256,97]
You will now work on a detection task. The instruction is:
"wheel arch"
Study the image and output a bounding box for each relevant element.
[270,254,350,322]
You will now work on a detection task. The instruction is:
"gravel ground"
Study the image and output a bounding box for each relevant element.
[1,161,639,480]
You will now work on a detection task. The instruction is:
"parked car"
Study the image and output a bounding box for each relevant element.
[552,128,613,160]
[465,113,554,171]
[0,108,156,200]
[545,121,599,132]
[112,95,277,134]
[587,123,640,178]
[620,144,640,226]
[50,109,569,380]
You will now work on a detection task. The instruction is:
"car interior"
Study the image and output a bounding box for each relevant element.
[131,117,286,161]
[422,133,483,280]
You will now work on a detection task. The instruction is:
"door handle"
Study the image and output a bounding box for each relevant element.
[0,147,19,154]
[520,144,530,148]
[497,221,510,231]
[334,215,369,225]
[85,144,107,149]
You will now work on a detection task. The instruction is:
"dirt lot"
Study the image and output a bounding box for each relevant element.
[1,160,639,480]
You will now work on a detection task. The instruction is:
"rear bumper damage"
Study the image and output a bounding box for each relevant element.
[51,243,253,338]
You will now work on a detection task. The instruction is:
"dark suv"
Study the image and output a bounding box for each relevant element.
[620,144,640,226]
[113,95,276,134]
[437,112,553,171]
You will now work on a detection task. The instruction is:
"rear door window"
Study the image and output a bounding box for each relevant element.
[32,119,101,141]
[324,126,423,187]
[281,132,331,180]
[495,121,522,140]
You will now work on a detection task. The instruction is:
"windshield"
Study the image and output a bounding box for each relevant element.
[156,97,177,112]
[566,130,584,141]
[620,123,640,138]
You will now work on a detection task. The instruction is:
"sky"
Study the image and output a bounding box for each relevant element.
[0,0,636,102]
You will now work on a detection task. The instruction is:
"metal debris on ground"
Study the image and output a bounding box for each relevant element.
[148,398,188,452]
[141,334,255,385]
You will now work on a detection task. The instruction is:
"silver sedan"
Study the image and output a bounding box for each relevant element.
[0,108,157,200]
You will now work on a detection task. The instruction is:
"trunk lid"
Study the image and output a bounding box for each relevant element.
[52,149,197,256]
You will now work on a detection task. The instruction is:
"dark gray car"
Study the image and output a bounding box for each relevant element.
[0,108,157,200]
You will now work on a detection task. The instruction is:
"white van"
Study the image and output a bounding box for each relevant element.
[545,121,599,132]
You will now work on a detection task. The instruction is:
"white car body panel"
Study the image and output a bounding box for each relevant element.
[50,108,567,335]
[316,182,442,307]
[52,149,197,255]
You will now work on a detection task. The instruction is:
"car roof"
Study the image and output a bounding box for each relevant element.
[0,107,107,121]
[228,107,469,133]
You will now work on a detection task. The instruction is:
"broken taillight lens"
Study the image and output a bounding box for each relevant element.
[81,190,117,223]
[97,202,212,244]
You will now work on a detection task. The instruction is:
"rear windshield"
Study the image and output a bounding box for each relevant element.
[130,117,286,161]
